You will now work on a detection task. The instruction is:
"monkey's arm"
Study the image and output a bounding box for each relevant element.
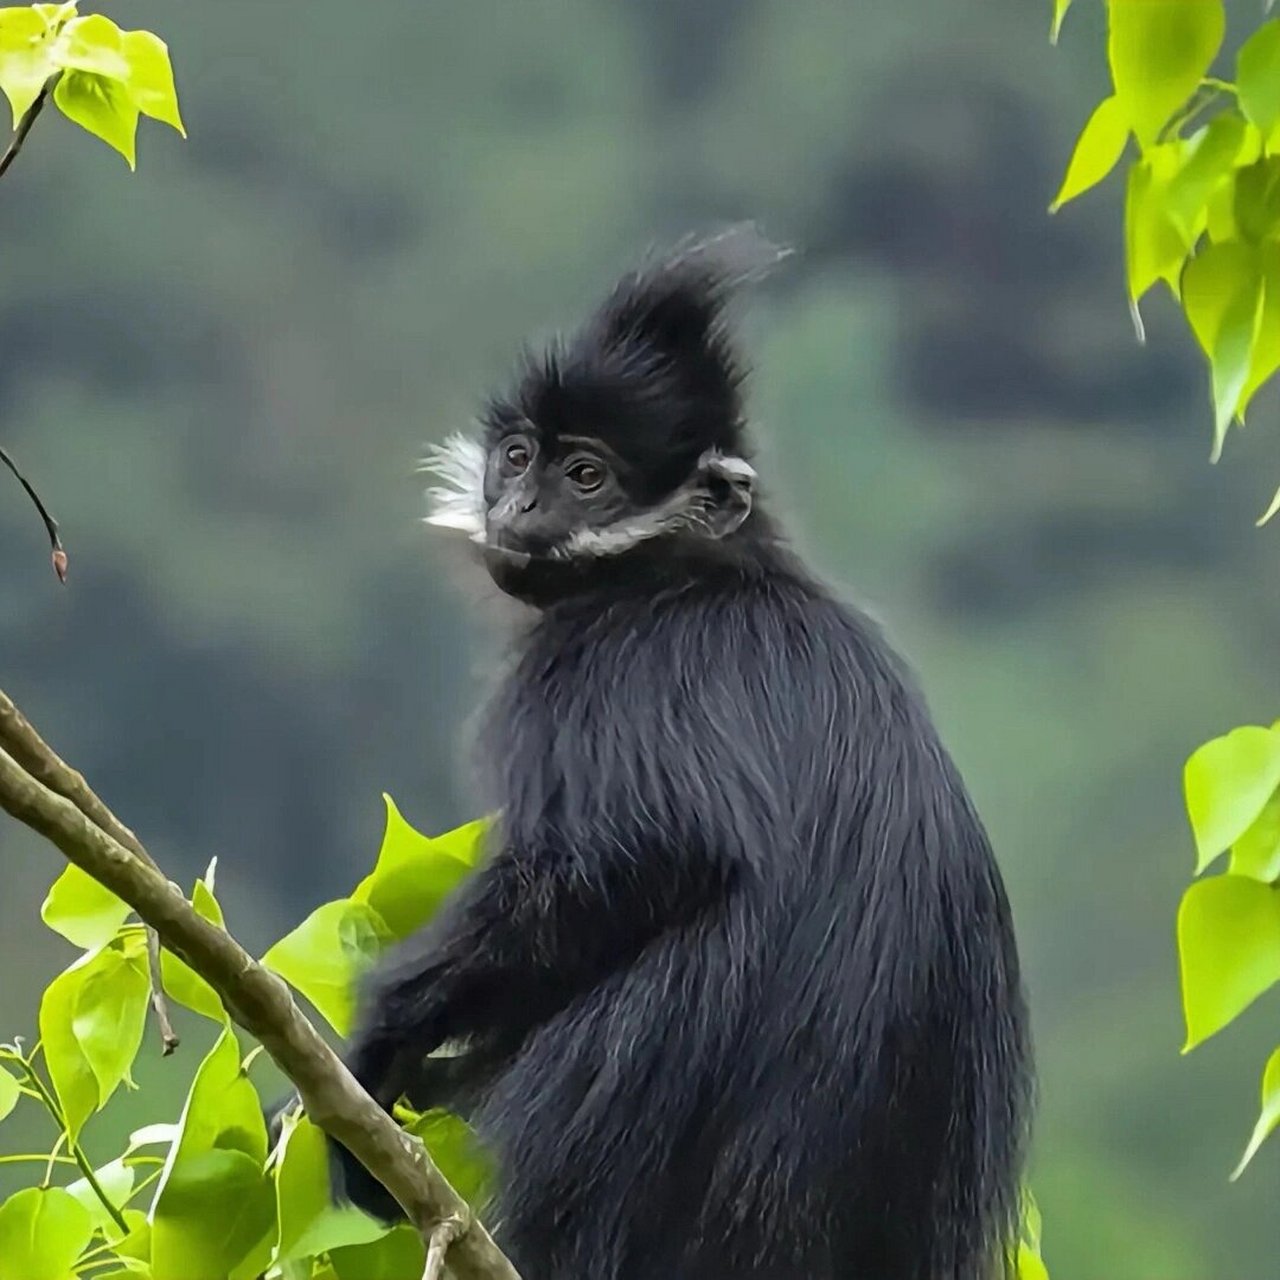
[347,836,724,1108]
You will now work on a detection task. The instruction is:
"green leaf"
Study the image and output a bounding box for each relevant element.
[53,13,128,80]
[1180,241,1263,458]
[155,1029,268,1188]
[1232,1045,1280,1179]
[1178,877,1280,1049]
[1050,95,1129,211]
[0,1064,20,1122]
[0,7,58,127]
[66,1157,134,1237]
[1164,114,1245,238]
[1230,786,1280,883]
[405,1108,492,1208]
[1050,0,1072,45]
[120,29,182,134]
[150,1030,274,1277]
[1239,243,1280,417]
[1125,148,1193,323]
[160,874,229,1023]
[274,1114,392,1263]
[285,1206,392,1265]
[0,1186,93,1280]
[41,864,131,950]
[353,798,485,941]
[151,1149,275,1280]
[1017,1240,1050,1280]
[1234,157,1280,243]
[53,69,138,168]
[1183,723,1280,872]
[330,1225,425,1280]
[263,899,393,1035]
[273,1113,328,1262]
[1238,20,1280,137]
[1107,0,1225,148]
[39,937,150,1140]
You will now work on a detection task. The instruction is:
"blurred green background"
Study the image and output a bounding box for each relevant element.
[2,2,1278,1275]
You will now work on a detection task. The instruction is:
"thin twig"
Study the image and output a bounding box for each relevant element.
[147,927,180,1055]
[0,689,179,1053]
[0,445,66,582]
[0,724,520,1280]
[424,1216,466,1280]
[0,73,57,183]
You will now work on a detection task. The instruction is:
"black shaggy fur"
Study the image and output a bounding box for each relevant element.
[338,233,1033,1279]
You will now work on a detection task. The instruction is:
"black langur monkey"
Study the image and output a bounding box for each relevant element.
[336,230,1032,1280]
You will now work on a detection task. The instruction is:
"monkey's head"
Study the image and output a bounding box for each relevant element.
[423,228,787,604]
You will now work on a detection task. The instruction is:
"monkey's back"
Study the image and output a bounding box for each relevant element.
[471,555,1031,1280]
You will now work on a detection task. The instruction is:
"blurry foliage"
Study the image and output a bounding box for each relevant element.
[0,0,1277,1276]
[1050,0,1280,1204]
[1053,0,1280,513]
[0,801,491,1280]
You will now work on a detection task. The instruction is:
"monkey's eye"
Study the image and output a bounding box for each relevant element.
[502,438,533,473]
[565,459,606,493]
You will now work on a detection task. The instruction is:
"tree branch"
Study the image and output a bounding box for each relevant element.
[0,75,58,184]
[0,689,176,1052]
[0,705,520,1280]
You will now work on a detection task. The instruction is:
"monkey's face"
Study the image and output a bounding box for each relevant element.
[421,230,782,602]
[422,427,754,603]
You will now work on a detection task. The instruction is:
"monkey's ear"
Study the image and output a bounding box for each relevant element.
[696,450,755,539]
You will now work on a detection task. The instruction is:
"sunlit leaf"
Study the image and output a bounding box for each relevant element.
[160,874,229,1023]
[1232,1045,1280,1179]
[0,1064,19,1122]
[1017,1241,1050,1280]
[1230,787,1280,883]
[1107,0,1225,148]
[120,29,182,134]
[353,797,485,941]
[263,899,393,1035]
[66,1157,134,1237]
[151,1149,275,1280]
[1257,482,1280,527]
[0,7,58,127]
[1183,723,1280,872]
[53,68,138,168]
[53,13,128,80]
[1180,241,1263,457]
[0,1186,93,1280]
[1050,0,1072,45]
[405,1108,493,1208]
[39,938,149,1140]
[1239,243,1280,417]
[1125,149,1193,326]
[41,863,131,950]
[1050,95,1129,211]
[274,1115,391,1263]
[1178,877,1280,1049]
[148,1029,272,1276]
[1234,157,1280,243]
[1238,20,1280,138]
[330,1225,425,1280]
[1164,114,1245,238]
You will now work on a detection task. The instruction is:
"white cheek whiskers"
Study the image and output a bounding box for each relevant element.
[420,432,488,543]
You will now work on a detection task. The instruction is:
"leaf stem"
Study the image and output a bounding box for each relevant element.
[17,1057,130,1235]
[0,73,59,183]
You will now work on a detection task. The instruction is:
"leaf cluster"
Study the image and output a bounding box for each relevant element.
[1052,1,1280,516]
[0,2,182,169]
[0,799,491,1280]
[1178,724,1280,1180]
